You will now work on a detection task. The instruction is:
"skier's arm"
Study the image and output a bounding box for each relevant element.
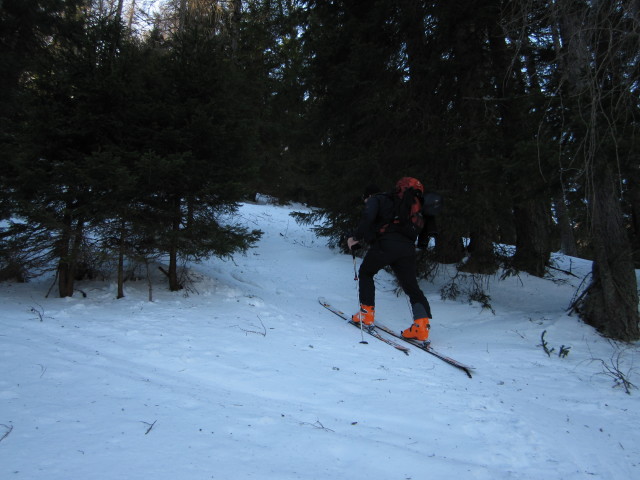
[348,196,380,248]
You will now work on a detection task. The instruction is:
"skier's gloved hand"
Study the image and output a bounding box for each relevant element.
[347,237,361,251]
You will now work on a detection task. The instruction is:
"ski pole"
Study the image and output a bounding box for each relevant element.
[352,251,359,281]
[350,245,368,344]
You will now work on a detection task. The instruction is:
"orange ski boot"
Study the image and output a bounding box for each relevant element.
[401,317,430,342]
[352,304,375,326]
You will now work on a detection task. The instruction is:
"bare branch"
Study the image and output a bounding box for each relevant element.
[0,424,14,443]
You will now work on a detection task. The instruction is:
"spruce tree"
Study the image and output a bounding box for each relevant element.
[127,2,262,291]
[4,3,127,296]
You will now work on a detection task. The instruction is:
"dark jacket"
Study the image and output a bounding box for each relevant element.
[353,193,436,246]
[352,194,412,244]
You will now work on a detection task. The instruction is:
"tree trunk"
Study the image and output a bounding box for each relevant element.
[628,164,640,266]
[513,198,552,277]
[117,217,126,299]
[115,0,124,20]
[459,227,498,275]
[551,0,640,340]
[554,194,578,257]
[168,196,182,291]
[127,0,136,30]
[178,0,188,30]
[57,234,73,298]
[577,165,639,341]
[231,0,242,59]
[57,215,84,298]
[434,225,465,264]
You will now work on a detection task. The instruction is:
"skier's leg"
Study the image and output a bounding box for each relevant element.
[390,253,432,318]
[357,242,389,307]
[391,253,432,341]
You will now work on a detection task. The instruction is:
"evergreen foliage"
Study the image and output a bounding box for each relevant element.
[0,0,637,339]
[1,1,261,296]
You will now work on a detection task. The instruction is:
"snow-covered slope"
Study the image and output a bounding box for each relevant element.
[1,199,638,480]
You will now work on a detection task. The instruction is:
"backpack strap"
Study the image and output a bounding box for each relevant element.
[376,188,424,240]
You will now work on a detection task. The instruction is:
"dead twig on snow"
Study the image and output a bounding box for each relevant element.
[142,420,157,435]
[0,424,14,443]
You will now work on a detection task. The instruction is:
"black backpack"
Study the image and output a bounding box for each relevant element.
[377,182,443,241]
[377,190,423,241]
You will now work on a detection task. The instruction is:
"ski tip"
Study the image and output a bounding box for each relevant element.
[318,297,332,309]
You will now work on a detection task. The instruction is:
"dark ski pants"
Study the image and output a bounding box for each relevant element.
[358,238,432,320]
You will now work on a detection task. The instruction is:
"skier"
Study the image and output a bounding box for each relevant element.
[347,177,433,342]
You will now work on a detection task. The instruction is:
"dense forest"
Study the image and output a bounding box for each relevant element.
[0,0,638,340]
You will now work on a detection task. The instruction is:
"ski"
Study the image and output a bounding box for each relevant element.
[318,297,410,355]
[374,323,474,378]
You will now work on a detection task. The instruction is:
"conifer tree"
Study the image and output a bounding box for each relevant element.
[129,0,262,291]
[548,0,639,340]
[3,1,262,295]
[4,2,128,296]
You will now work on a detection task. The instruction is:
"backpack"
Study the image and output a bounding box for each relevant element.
[422,191,443,216]
[378,177,426,241]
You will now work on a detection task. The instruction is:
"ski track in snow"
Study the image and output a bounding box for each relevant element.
[0,199,639,480]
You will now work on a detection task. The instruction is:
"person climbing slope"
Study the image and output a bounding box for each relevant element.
[347,177,440,342]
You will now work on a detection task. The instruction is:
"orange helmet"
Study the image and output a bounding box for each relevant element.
[396,177,424,195]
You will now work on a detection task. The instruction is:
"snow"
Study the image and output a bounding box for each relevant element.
[1,199,639,480]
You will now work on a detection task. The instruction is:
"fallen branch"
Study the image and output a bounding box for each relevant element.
[538,331,571,358]
[558,345,571,358]
[29,304,52,322]
[238,316,267,337]
[142,420,157,435]
[299,419,334,433]
[598,350,636,395]
[539,330,555,357]
[547,265,578,278]
[0,424,13,443]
